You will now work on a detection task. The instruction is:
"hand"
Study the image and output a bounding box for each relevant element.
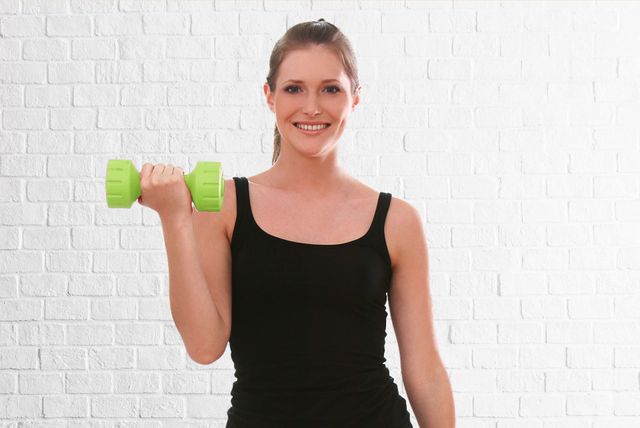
[137,163,194,222]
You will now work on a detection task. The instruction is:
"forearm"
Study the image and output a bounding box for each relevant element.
[162,216,225,362]
[404,365,456,428]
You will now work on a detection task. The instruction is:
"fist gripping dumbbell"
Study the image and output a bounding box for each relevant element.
[105,159,224,212]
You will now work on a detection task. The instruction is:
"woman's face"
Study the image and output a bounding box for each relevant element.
[264,44,360,157]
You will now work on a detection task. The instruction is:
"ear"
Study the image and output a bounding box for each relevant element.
[352,85,361,111]
[264,83,275,113]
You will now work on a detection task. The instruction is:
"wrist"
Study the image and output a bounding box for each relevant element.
[160,212,193,229]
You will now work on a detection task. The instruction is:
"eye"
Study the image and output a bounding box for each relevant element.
[284,85,341,94]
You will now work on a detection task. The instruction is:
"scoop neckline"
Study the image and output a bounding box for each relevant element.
[242,177,382,247]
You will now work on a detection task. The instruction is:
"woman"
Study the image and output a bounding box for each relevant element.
[141,19,455,428]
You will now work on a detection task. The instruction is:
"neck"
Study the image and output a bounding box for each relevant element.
[263,140,350,199]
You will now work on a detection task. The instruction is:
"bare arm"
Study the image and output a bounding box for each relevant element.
[162,215,227,364]
[387,198,455,427]
[136,163,230,364]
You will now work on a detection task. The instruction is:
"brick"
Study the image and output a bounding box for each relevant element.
[0,251,43,273]
[120,84,164,106]
[48,62,93,84]
[91,396,138,417]
[43,395,88,417]
[2,109,47,130]
[167,84,212,106]
[382,10,429,33]
[23,39,68,60]
[119,37,164,60]
[0,133,27,153]
[166,37,212,58]
[22,0,67,14]
[0,39,20,60]
[72,38,116,60]
[119,0,165,12]
[18,373,64,394]
[46,15,92,36]
[0,85,22,106]
[214,35,263,59]
[66,372,111,393]
[192,11,237,35]
[98,108,143,129]
[91,299,136,320]
[50,108,95,130]
[473,394,518,417]
[0,16,44,37]
[73,85,117,106]
[70,0,116,13]
[95,14,142,35]
[142,13,189,35]
[22,226,70,249]
[0,0,19,13]
[239,11,285,35]
[25,86,71,107]
[0,395,41,418]
[139,396,183,417]
[0,63,46,83]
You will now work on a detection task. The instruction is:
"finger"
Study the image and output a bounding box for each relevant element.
[148,164,164,186]
[139,163,153,180]
[152,164,166,177]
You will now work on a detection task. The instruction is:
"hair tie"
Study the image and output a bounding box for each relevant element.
[316,18,336,28]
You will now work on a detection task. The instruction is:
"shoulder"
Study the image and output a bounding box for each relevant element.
[192,178,237,244]
[385,195,425,270]
[346,178,426,270]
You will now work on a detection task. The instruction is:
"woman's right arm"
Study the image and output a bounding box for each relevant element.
[163,212,231,365]
[139,164,232,365]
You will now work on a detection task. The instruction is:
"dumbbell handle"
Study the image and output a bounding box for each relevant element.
[105,159,224,212]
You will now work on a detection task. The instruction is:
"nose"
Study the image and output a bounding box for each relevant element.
[302,93,322,116]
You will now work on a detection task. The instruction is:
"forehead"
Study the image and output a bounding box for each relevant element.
[278,45,348,85]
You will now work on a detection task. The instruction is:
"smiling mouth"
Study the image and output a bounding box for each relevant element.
[294,123,331,128]
[292,123,332,135]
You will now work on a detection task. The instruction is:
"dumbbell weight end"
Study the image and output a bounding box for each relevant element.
[106,159,224,212]
[106,159,141,209]
[184,161,225,212]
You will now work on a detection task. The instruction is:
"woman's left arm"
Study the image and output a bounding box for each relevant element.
[387,199,455,428]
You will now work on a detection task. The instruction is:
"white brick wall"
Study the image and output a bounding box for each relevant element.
[1,0,639,426]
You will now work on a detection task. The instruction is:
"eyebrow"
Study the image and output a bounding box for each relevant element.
[283,79,341,84]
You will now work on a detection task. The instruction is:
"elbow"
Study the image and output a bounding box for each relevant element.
[182,325,230,365]
[187,340,226,365]
[189,347,223,365]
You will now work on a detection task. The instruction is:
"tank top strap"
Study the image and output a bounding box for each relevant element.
[371,192,392,237]
[364,192,393,269]
[230,176,250,251]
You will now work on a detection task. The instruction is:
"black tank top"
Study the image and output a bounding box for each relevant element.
[226,177,413,428]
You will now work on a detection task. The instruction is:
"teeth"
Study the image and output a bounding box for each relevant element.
[295,123,329,131]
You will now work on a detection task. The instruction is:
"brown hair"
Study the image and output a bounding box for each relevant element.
[265,18,360,165]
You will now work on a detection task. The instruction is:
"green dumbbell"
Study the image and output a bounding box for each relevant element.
[105,159,224,212]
